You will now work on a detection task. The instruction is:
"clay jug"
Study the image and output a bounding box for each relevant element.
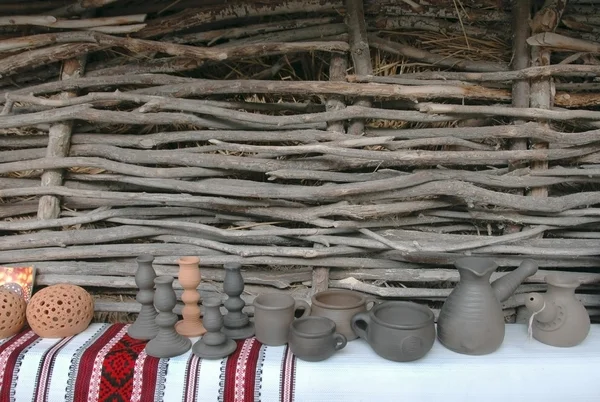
[437,257,538,355]
[525,273,590,347]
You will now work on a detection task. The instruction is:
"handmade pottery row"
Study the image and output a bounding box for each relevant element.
[129,254,593,361]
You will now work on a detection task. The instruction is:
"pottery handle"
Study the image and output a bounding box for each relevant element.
[294,300,311,318]
[350,312,370,340]
[364,296,379,311]
[333,333,347,351]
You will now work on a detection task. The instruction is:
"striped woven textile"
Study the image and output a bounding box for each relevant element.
[1,323,296,402]
[2,323,600,401]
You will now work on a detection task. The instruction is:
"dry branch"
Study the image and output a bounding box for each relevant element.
[368,64,600,81]
[417,102,600,121]
[49,0,121,17]
[0,43,104,77]
[368,121,600,146]
[37,50,88,222]
[135,0,340,39]
[508,0,532,176]
[0,30,349,60]
[0,156,225,178]
[529,0,567,201]
[345,0,371,135]
[527,31,600,53]
[166,17,337,44]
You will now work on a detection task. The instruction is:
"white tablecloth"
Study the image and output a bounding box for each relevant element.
[3,323,598,401]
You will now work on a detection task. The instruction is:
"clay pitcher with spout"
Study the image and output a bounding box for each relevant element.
[525,273,590,347]
[437,257,538,355]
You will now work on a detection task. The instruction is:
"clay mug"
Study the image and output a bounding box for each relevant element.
[289,316,347,362]
[252,293,311,346]
[351,301,435,362]
[310,289,376,341]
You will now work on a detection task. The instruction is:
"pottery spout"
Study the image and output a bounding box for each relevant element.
[490,260,538,303]
[525,293,557,323]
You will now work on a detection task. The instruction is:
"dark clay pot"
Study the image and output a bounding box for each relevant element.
[289,316,347,362]
[310,289,375,341]
[351,301,435,362]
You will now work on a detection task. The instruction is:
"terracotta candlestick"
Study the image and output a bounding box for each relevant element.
[146,275,191,358]
[221,262,254,339]
[192,297,237,359]
[175,256,206,337]
[128,254,159,340]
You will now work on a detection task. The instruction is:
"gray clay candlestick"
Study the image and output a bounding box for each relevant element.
[192,297,237,359]
[221,262,255,339]
[128,254,159,340]
[145,275,191,358]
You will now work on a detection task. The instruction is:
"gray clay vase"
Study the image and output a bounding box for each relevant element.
[289,316,347,362]
[310,289,376,341]
[253,293,311,346]
[525,273,591,347]
[437,257,538,356]
[351,301,435,362]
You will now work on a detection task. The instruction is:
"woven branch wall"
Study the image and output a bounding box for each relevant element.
[1,0,599,323]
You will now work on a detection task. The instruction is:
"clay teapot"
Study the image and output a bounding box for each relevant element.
[437,257,538,355]
[525,273,590,347]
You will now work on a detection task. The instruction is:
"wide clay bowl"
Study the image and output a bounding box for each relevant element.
[351,301,435,362]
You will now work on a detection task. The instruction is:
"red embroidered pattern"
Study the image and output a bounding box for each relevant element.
[97,333,151,401]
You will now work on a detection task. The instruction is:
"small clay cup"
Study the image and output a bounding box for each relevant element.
[351,301,435,362]
[311,289,376,341]
[289,316,347,362]
[253,293,311,346]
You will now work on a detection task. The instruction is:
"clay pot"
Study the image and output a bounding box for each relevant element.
[289,316,347,362]
[351,301,435,362]
[525,273,591,347]
[310,289,375,341]
[0,288,26,338]
[26,284,94,338]
[252,293,311,346]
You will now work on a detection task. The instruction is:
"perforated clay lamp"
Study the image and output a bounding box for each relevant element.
[525,273,591,347]
[0,287,26,339]
[26,284,94,338]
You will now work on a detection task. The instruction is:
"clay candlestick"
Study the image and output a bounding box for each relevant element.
[221,262,255,339]
[128,254,159,340]
[146,275,191,358]
[175,256,206,337]
[192,297,237,359]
